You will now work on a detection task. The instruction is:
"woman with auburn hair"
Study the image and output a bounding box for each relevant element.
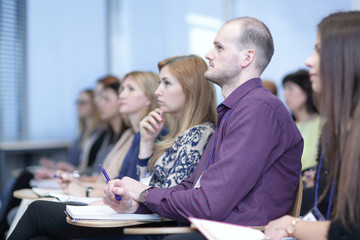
[265,11,360,240]
[137,54,217,188]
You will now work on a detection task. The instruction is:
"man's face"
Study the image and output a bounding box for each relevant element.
[205,23,243,87]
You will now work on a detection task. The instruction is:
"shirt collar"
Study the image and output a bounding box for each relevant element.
[220,78,263,109]
[215,78,262,125]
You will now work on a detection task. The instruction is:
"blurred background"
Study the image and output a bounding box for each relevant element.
[0,0,357,142]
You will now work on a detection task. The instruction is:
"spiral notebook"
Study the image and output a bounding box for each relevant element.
[65,205,162,222]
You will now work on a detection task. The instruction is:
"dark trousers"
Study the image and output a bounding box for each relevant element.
[7,200,165,240]
[0,170,33,239]
[300,187,315,216]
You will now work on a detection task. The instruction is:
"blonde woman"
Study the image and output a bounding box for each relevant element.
[60,71,166,197]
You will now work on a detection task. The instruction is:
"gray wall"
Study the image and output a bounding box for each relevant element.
[27,0,354,141]
[27,0,107,140]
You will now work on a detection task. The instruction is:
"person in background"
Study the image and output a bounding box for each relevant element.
[83,77,127,176]
[55,74,130,189]
[7,54,217,240]
[264,11,360,240]
[61,71,167,197]
[36,89,102,177]
[262,79,278,96]
[38,74,122,176]
[282,69,321,177]
[0,88,103,239]
[282,69,322,216]
[73,75,123,176]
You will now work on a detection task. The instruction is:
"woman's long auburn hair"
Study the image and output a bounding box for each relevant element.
[317,11,360,230]
[148,55,217,171]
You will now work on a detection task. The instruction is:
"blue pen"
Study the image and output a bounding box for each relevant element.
[52,174,64,180]
[99,164,121,201]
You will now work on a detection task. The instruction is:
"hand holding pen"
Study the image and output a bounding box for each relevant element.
[52,171,78,190]
[99,164,121,201]
[53,170,70,182]
[102,178,140,214]
[304,169,316,188]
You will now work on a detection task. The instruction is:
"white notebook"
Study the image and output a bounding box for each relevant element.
[32,187,63,197]
[189,217,265,240]
[32,189,101,205]
[65,205,162,222]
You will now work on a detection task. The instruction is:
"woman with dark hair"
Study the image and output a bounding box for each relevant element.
[265,11,360,240]
[282,69,321,175]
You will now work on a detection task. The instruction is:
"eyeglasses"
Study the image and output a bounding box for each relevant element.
[75,99,90,106]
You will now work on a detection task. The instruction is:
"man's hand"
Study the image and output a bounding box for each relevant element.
[120,177,149,202]
[103,179,140,213]
[264,215,296,240]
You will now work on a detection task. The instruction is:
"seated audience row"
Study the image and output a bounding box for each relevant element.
[6,10,360,240]
[8,16,303,240]
[0,75,119,237]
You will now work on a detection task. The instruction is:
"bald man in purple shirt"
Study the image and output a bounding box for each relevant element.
[103,17,303,226]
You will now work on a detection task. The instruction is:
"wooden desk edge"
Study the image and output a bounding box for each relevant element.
[13,189,39,200]
[0,140,71,151]
[124,226,197,235]
[66,216,152,228]
[251,226,265,231]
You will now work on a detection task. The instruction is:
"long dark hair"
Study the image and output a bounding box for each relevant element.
[318,11,360,230]
[97,75,125,145]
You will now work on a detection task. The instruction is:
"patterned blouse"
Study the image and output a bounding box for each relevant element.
[138,122,215,188]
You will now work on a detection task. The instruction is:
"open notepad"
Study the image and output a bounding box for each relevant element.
[32,187,63,197]
[30,179,61,189]
[65,205,162,222]
[189,217,265,240]
[32,188,101,204]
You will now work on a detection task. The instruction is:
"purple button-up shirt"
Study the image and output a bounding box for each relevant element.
[142,78,303,226]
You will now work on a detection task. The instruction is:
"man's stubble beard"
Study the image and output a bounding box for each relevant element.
[205,69,225,87]
[205,68,238,88]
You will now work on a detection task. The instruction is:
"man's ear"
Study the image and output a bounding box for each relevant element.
[241,49,255,68]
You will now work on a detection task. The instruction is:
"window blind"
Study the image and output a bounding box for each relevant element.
[0,0,27,141]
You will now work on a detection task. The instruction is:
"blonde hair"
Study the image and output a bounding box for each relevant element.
[123,71,159,124]
[148,55,217,171]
